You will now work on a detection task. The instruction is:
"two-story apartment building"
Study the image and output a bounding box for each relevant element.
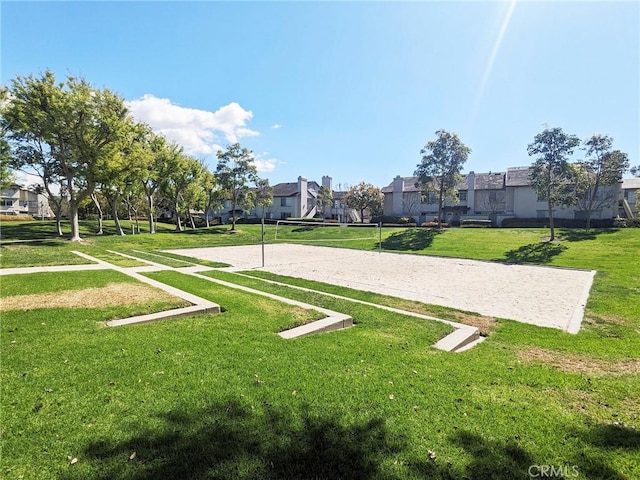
[383,167,623,225]
[0,184,52,218]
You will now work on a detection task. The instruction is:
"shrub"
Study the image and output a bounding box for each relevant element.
[421,221,449,228]
[0,214,34,222]
[371,215,415,225]
[613,216,640,228]
[461,219,492,228]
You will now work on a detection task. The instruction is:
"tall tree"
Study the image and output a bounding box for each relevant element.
[161,151,201,232]
[343,182,384,222]
[0,88,15,189]
[139,134,179,234]
[415,129,471,228]
[215,143,258,230]
[254,178,274,219]
[573,134,629,228]
[527,127,580,240]
[316,185,334,218]
[2,71,129,241]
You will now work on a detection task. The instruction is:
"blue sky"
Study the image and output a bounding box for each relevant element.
[2,1,638,189]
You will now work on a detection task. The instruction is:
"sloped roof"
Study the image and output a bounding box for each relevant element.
[272,182,298,197]
[474,172,505,190]
[621,177,640,190]
[382,175,468,194]
[272,180,322,197]
[505,167,532,187]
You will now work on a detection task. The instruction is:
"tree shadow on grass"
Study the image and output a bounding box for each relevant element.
[408,430,539,480]
[64,400,404,480]
[381,228,443,251]
[559,228,620,243]
[501,242,568,265]
[562,423,640,480]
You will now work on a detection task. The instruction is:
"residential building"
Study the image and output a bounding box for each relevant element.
[0,184,52,218]
[620,177,639,218]
[213,175,361,223]
[383,167,622,225]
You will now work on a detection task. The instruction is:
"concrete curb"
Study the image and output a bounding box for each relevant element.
[228,271,481,352]
[70,251,221,325]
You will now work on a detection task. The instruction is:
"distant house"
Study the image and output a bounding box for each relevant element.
[215,175,360,223]
[0,184,52,218]
[383,167,622,225]
[620,177,640,218]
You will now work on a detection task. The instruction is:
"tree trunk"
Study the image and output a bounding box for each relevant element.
[188,209,196,229]
[146,193,156,234]
[111,195,125,236]
[91,193,104,235]
[175,201,183,231]
[548,198,555,241]
[205,209,210,228]
[55,214,63,236]
[69,204,82,242]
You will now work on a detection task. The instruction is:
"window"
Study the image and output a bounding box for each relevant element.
[280,212,292,220]
[458,191,467,202]
[1,200,14,207]
[280,197,293,207]
[536,210,549,219]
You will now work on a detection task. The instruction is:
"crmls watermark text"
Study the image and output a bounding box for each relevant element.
[529,464,580,478]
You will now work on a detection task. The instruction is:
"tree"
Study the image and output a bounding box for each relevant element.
[415,129,471,228]
[139,134,180,234]
[255,178,273,219]
[161,151,201,232]
[0,88,15,189]
[573,134,629,228]
[316,185,334,218]
[527,127,580,240]
[343,182,384,222]
[2,71,129,241]
[215,143,258,230]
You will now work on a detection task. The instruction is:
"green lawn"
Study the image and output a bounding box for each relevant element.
[1,221,638,479]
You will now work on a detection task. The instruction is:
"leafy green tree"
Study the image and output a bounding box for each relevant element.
[161,151,202,232]
[573,134,629,228]
[2,71,129,241]
[415,129,471,228]
[255,178,274,219]
[139,134,180,234]
[343,182,384,222]
[316,185,334,218]
[215,143,258,230]
[0,89,15,189]
[527,127,580,240]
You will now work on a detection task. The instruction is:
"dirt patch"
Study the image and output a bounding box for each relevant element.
[0,283,180,311]
[452,312,499,336]
[519,346,640,376]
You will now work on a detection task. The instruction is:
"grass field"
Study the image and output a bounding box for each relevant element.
[1,220,639,479]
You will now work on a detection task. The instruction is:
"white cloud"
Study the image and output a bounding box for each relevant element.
[253,152,283,174]
[271,124,282,129]
[126,95,259,156]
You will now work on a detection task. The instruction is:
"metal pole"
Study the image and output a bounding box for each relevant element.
[379,222,382,253]
[261,217,265,268]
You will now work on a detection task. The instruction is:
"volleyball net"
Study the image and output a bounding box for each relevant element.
[267,219,381,245]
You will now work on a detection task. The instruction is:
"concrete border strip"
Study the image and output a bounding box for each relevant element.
[566,269,597,334]
[222,271,480,352]
[104,250,352,337]
[70,251,220,325]
[183,270,353,338]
